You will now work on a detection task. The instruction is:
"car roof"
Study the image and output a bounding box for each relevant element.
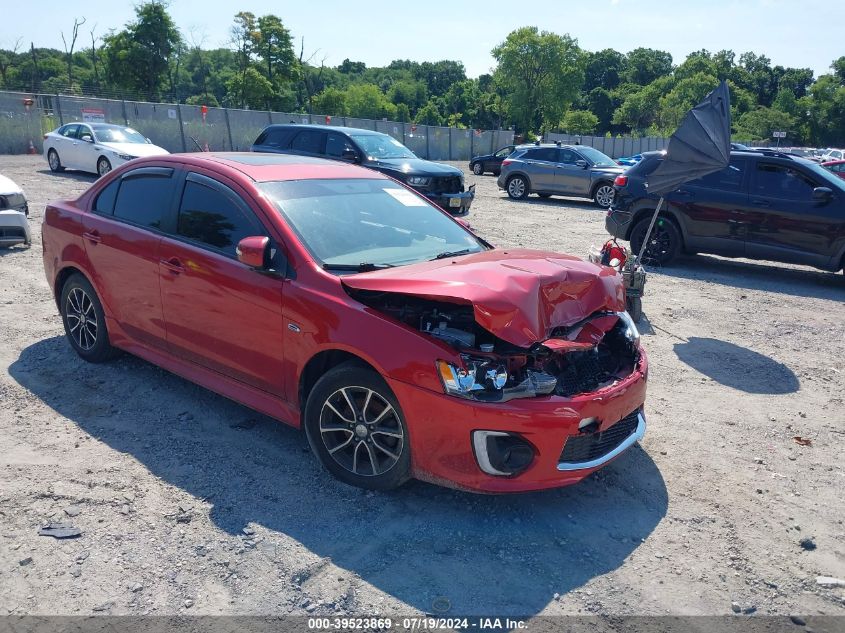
[262,123,389,136]
[513,143,590,151]
[140,152,389,183]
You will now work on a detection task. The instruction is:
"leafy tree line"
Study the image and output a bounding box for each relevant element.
[1,2,843,145]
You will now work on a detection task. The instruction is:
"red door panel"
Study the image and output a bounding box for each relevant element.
[158,237,286,396]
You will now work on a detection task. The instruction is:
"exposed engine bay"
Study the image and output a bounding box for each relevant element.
[350,290,641,401]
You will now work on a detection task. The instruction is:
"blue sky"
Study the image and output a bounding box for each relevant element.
[8,0,841,79]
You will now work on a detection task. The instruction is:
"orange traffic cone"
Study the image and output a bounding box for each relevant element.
[28,140,37,155]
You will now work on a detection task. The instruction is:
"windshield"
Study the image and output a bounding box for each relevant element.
[94,126,148,144]
[259,179,486,269]
[803,160,845,190]
[350,134,416,160]
[578,146,617,167]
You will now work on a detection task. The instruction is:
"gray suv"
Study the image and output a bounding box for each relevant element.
[497,143,624,208]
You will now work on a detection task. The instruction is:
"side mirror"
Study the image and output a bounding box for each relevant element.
[575,159,588,168]
[341,148,359,163]
[236,236,270,269]
[812,186,833,200]
[81,135,94,143]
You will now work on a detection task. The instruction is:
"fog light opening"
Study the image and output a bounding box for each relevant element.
[472,430,535,477]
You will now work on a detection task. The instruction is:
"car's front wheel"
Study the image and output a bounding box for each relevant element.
[304,363,411,490]
[506,175,529,200]
[472,162,484,175]
[629,215,681,265]
[593,183,615,208]
[97,157,112,177]
[60,274,119,363]
[47,149,64,172]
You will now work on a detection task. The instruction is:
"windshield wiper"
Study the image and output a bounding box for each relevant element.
[323,262,395,272]
[432,248,474,260]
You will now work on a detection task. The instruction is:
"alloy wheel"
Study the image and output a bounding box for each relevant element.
[65,287,98,351]
[48,151,59,171]
[595,185,615,208]
[318,386,404,477]
[98,158,112,176]
[508,177,526,198]
[473,163,483,175]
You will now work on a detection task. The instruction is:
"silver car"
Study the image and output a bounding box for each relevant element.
[0,173,31,248]
[497,143,624,208]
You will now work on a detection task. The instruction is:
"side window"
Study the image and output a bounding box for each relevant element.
[78,126,94,142]
[290,130,325,154]
[113,169,175,229]
[559,150,580,164]
[494,147,512,158]
[259,128,295,149]
[177,177,264,257]
[523,148,558,162]
[325,133,356,158]
[93,179,120,215]
[61,124,80,138]
[754,163,817,200]
[687,159,746,190]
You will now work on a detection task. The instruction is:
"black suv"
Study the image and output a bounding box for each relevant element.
[606,150,845,274]
[251,124,474,214]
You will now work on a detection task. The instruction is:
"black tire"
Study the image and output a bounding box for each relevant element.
[626,296,643,323]
[506,175,529,200]
[537,193,552,199]
[472,162,484,175]
[629,215,681,266]
[97,157,112,177]
[593,182,615,208]
[47,149,65,173]
[60,274,119,363]
[304,363,411,491]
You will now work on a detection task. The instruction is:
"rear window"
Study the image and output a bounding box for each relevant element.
[522,148,558,161]
[687,159,746,190]
[113,169,175,229]
[255,127,295,149]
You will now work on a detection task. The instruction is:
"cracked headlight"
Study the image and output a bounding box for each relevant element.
[437,358,508,399]
[407,176,431,186]
[617,311,640,345]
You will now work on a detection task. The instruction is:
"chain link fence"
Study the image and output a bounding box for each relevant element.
[2,89,762,160]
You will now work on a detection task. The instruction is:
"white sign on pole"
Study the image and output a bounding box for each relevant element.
[773,131,787,138]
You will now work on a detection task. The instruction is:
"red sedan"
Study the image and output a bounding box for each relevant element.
[42,153,648,493]
[822,160,845,181]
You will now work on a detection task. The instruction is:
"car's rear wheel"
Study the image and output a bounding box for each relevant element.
[472,162,483,175]
[47,149,64,172]
[60,274,119,363]
[593,183,615,208]
[97,157,112,177]
[629,215,681,265]
[304,363,411,491]
[506,175,529,200]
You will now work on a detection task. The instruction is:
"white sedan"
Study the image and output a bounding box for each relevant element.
[0,173,31,248]
[44,123,169,177]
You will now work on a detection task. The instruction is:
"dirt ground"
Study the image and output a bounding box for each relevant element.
[1,154,843,619]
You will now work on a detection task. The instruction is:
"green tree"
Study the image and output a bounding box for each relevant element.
[312,86,347,115]
[344,83,397,119]
[256,15,296,83]
[735,107,795,140]
[415,100,443,125]
[584,48,625,91]
[491,26,585,134]
[624,48,673,85]
[562,109,599,134]
[102,1,182,99]
[225,66,273,109]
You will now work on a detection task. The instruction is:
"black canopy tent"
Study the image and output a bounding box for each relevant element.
[636,80,732,262]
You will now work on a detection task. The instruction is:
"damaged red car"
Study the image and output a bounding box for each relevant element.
[42,153,648,493]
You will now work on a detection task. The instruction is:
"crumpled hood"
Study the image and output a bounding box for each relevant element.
[0,174,23,195]
[98,142,170,158]
[342,248,625,348]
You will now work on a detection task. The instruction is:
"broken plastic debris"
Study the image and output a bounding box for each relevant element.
[38,523,82,539]
[792,436,812,446]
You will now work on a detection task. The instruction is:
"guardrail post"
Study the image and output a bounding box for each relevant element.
[176,104,187,153]
[224,108,234,151]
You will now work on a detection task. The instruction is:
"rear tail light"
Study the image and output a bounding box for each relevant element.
[614,175,628,187]
[501,159,512,167]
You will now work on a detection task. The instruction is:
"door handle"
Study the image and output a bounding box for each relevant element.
[160,257,185,274]
[82,230,101,244]
[752,199,771,207]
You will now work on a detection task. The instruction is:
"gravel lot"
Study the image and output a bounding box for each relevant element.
[1,154,843,619]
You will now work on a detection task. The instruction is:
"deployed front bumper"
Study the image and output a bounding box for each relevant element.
[425,184,476,215]
[387,351,648,493]
[0,210,32,247]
